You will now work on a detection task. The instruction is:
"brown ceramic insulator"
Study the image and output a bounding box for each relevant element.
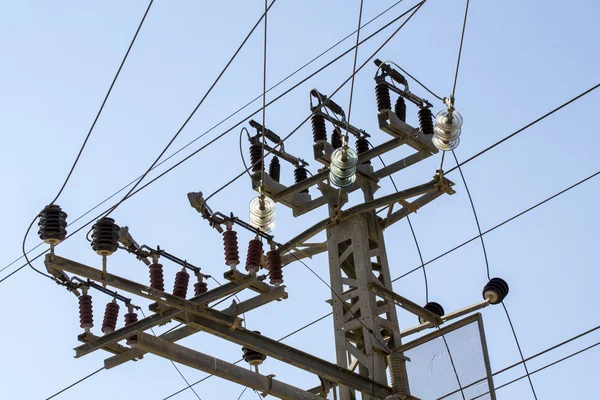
[355,137,371,165]
[245,239,263,273]
[124,310,138,345]
[194,276,208,297]
[79,294,93,329]
[149,263,165,291]
[267,249,283,285]
[101,301,120,334]
[375,82,391,112]
[223,230,240,267]
[172,270,190,299]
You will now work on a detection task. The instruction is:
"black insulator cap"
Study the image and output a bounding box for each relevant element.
[331,127,343,149]
[249,143,264,172]
[418,108,434,136]
[419,302,445,324]
[269,156,281,183]
[394,96,406,122]
[242,331,267,366]
[91,217,120,256]
[294,166,309,194]
[483,277,509,304]
[375,82,391,112]
[355,137,370,165]
[311,113,327,143]
[38,204,68,244]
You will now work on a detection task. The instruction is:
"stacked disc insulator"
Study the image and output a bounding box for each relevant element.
[223,229,240,269]
[124,309,138,345]
[418,108,434,136]
[101,301,120,334]
[394,97,406,122]
[375,82,391,112]
[311,113,327,143]
[355,137,370,165]
[331,127,343,149]
[294,166,309,194]
[269,156,280,182]
[483,277,509,304]
[267,249,283,286]
[38,204,68,244]
[418,301,445,324]
[91,217,119,256]
[242,331,267,366]
[173,270,190,299]
[194,275,208,297]
[79,293,93,332]
[329,148,358,188]
[249,143,264,172]
[245,239,263,274]
[433,109,462,151]
[149,262,165,291]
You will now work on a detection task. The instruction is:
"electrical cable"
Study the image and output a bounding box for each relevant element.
[21,0,155,286]
[45,367,104,400]
[344,0,365,142]
[451,0,470,98]
[1,0,425,284]
[259,0,268,197]
[102,0,278,219]
[450,150,538,399]
[392,168,600,282]
[446,81,600,175]
[50,0,154,205]
[438,324,600,399]
[200,0,426,218]
[139,309,202,400]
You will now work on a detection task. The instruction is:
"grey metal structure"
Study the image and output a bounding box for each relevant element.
[43,86,475,399]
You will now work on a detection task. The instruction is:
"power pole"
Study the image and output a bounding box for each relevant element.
[40,61,506,400]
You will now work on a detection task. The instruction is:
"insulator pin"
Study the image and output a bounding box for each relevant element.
[101,300,120,334]
[149,263,165,291]
[311,114,327,143]
[267,248,283,286]
[268,156,280,182]
[91,217,119,256]
[245,239,263,274]
[38,204,68,245]
[173,270,190,299]
[483,277,509,304]
[394,97,407,122]
[223,229,240,269]
[375,82,391,112]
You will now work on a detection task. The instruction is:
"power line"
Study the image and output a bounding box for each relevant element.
[446,81,600,174]
[451,0,470,98]
[50,0,154,205]
[450,151,538,398]
[1,0,414,283]
[344,0,365,138]
[102,0,278,219]
[438,323,600,399]
[45,367,104,400]
[393,168,600,282]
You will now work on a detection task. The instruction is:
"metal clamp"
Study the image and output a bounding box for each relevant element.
[261,374,276,397]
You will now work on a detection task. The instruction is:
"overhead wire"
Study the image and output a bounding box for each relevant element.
[393,168,600,282]
[21,0,155,285]
[344,0,365,142]
[2,0,423,284]
[102,0,278,219]
[259,0,269,197]
[451,0,470,98]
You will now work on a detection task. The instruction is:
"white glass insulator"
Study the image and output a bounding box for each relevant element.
[249,196,275,233]
[435,109,463,132]
[329,148,358,188]
[434,125,461,142]
[432,134,460,151]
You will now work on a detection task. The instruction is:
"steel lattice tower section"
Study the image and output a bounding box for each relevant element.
[326,174,406,400]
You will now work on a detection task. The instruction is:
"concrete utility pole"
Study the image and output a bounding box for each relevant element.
[43,60,516,400]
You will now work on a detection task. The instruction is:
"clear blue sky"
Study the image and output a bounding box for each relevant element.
[1,0,598,399]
